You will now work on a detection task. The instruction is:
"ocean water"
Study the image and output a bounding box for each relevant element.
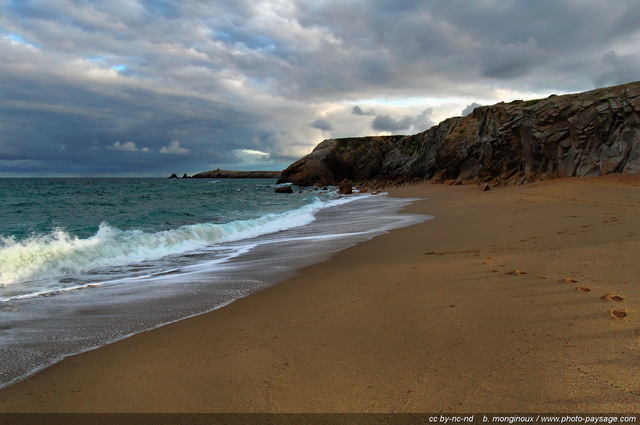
[0,178,429,388]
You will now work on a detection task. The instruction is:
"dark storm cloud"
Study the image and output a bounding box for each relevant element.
[310,119,333,132]
[595,51,640,87]
[372,108,434,133]
[295,0,640,96]
[480,38,547,80]
[352,106,376,116]
[372,115,413,133]
[1,0,640,176]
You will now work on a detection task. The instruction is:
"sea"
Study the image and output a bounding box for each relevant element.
[0,178,429,389]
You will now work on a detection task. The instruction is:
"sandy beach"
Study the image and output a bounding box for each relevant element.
[0,175,638,414]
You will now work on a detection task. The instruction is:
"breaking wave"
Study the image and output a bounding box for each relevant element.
[0,196,356,289]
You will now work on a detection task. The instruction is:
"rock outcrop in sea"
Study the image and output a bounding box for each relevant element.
[279,81,640,187]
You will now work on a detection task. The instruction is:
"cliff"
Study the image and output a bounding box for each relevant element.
[191,169,281,179]
[279,81,640,186]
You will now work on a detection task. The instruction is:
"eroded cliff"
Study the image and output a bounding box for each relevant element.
[279,81,640,186]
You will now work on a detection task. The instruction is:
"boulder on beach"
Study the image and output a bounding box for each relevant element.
[338,179,353,194]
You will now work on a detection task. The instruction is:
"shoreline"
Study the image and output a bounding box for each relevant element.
[0,190,424,392]
[1,175,639,412]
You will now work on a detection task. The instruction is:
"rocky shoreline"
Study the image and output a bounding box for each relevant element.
[175,81,640,192]
[278,80,640,188]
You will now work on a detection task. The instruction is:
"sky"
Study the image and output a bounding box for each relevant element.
[2,0,640,177]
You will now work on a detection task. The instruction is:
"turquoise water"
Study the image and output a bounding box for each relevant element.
[0,178,429,389]
[1,178,314,240]
[0,178,337,298]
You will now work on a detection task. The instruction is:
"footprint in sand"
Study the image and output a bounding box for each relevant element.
[600,293,625,302]
[560,277,579,283]
[576,286,592,292]
[610,309,628,319]
[506,270,527,275]
[519,237,538,242]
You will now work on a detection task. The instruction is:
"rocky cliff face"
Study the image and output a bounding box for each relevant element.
[279,81,640,186]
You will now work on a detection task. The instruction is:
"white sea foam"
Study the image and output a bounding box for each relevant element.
[0,196,360,289]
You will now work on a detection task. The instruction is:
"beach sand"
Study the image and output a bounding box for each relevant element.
[0,175,638,413]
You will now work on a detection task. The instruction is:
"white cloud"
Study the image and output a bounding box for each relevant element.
[108,141,149,152]
[234,148,271,163]
[160,140,190,155]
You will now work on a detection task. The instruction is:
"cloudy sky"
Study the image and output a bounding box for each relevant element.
[2,0,640,176]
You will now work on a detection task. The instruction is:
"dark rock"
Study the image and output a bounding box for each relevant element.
[457,158,483,182]
[182,173,190,178]
[337,179,353,194]
[278,80,640,187]
[168,174,178,179]
[274,185,293,193]
[277,136,404,186]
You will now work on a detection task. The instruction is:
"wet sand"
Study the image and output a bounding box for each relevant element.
[0,175,639,413]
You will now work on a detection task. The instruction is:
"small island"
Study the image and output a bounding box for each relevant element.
[169,169,282,179]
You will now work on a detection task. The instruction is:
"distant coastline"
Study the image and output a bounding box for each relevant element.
[170,169,282,179]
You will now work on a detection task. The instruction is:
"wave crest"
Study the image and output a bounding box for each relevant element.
[0,198,344,287]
